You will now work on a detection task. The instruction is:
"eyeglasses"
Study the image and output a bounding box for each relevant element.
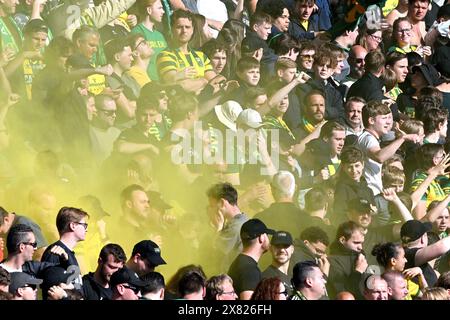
[99,109,116,116]
[23,284,37,290]
[370,34,382,42]
[301,54,314,60]
[278,290,288,297]
[75,222,88,230]
[220,290,236,296]
[22,242,38,249]
[134,40,147,51]
[123,284,140,294]
[397,28,411,34]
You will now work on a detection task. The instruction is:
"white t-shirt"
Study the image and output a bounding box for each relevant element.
[0,263,22,273]
[357,131,383,195]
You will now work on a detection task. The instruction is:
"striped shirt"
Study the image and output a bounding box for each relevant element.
[157,47,212,79]
[410,170,447,207]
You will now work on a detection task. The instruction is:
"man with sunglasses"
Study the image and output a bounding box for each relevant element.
[0,224,68,282]
[0,206,48,260]
[110,266,146,300]
[89,94,121,166]
[8,272,42,300]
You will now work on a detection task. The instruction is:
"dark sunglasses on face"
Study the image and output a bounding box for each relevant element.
[123,284,140,294]
[23,284,37,290]
[22,242,38,249]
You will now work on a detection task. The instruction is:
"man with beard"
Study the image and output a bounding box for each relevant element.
[262,231,295,295]
[228,219,274,300]
[339,97,366,137]
[82,243,127,300]
[293,89,326,142]
[340,45,367,98]
[157,10,216,94]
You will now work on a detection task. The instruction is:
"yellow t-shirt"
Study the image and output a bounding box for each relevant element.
[125,66,151,88]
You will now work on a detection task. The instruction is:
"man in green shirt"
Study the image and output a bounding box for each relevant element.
[131,0,168,80]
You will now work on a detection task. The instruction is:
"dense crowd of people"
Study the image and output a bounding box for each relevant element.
[0,0,450,300]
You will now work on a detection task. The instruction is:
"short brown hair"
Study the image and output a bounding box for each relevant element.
[56,207,89,234]
[365,50,385,74]
[319,120,345,139]
[362,101,391,127]
[400,119,423,134]
[250,11,272,28]
[275,57,297,71]
[340,146,364,165]
[382,166,405,187]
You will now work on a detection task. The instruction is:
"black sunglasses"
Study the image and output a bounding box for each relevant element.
[123,284,140,294]
[23,284,37,290]
[22,242,38,249]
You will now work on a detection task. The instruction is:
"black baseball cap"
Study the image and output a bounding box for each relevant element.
[240,219,275,241]
[271,231,293,246]
[401,220,432,243]
[348,198,375,214]
[40,266,74,291]
[132,240,166,266]
[110,267,146,288]
[147,191,172,211]
[9,272,43,294]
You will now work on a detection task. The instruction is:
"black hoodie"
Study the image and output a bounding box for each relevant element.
[327,241,368,300]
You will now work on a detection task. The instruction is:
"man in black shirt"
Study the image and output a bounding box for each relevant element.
[228,219,275,300]
[41,207,89,291]
[262,231,295,296]
[82,243,127,300]
[401,220,450,287]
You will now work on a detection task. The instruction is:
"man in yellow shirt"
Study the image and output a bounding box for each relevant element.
[157,10,216,93]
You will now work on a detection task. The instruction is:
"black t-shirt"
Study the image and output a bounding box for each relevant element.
[404,247,438,287]
[41,240,83,290]
[82,272,113,300]
[228,254,261,295]
[261,265,294,296]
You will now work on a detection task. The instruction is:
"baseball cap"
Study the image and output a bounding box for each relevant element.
[348,198,375,214]
[400,220,432,243]
[236,108,263,129]
[147,191,172,211]
[240,219,275,241]
[214,100,243,132]
[9,272,43,294]
[41,266,75,291]
[109,267,146,288]
[132,240,166,266]
[412,64,444,87]
[241,36,264,55]
[78,195,110,218]
[271,231,293,246]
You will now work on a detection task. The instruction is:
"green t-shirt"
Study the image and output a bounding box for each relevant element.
[131,23,167,81]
